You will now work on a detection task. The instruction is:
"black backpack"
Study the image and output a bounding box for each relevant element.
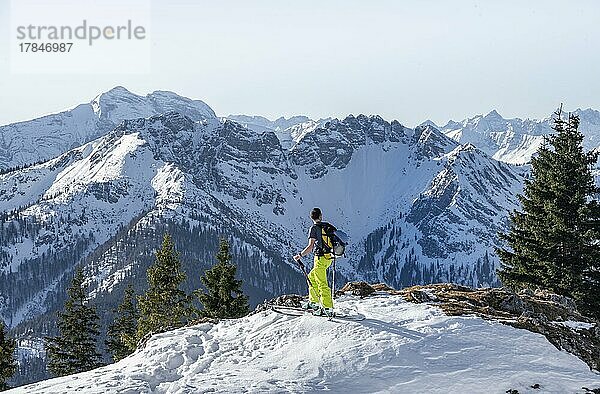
[315,222,346,257]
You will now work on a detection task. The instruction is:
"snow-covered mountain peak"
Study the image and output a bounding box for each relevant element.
[331,114,404,139]
[483,109,503,120]
[226,114,332,149]
[94,85,132,98]
[442,142,513,173]
[441,119,463,130]
[468,110,511,132]
[418,119,439,129]
[440,107,600,164]
[90,85,132,105]
[147,90,216,119]
[0,87,218,171]
[413,124,458,159]
[575,108,600,126]
[92,87,216,125]
[272,115,312,130]
[91,87,147,121]
[226,115,313,132]
[450,142,478,155]
[91,86,140,103]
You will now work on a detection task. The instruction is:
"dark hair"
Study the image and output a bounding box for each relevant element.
[310,207,322,221]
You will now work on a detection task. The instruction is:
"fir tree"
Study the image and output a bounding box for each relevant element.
[497,108,600,318]
[196,238,249,319]
[0,321,17,391]
[45,267,102,377]
[137,233,192,340]
[579,197,600,319]
[106,284,139,362]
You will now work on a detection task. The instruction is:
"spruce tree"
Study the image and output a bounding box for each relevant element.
[106,284,139,362]
[579,191,600,319]
[0,321,17,391]
[497,109,600,318]
[196,238,249,319]
[137,233,192,340]
[45,267,102,377]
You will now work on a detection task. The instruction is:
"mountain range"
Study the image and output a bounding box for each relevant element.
[430,108,600,164]
[1,86,599,385]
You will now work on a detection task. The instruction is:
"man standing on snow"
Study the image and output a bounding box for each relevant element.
[293,207,335,316]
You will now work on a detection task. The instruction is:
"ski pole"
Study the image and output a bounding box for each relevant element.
[331,256,336,303]
[295,257,312,291]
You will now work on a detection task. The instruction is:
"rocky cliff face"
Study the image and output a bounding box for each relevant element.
[290,115,407,178]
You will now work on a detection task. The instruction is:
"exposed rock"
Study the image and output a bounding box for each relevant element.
[289,115,407,178]
[185,317,219,326]
[518,288,534,297]
[533,289,578,311]
[499,292,525,315]
[253,294,304,313]
[337,281,376,297]
[370,283,397,292]
[408,289,434,303]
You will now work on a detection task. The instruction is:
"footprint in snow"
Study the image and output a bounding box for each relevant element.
[186,345,205,362]
[167,354,185,369]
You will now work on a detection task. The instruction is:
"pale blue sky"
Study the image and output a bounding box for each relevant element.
[1,0,599,127]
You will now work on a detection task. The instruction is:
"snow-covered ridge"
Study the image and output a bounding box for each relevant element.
[231,107,600,165]
[438,108,600,164]
[226,114,331,149]
[12,293,600,393]
[0,86,216,171]
[92,86,215,125]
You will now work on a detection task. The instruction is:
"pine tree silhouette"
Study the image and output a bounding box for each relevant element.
[137,233,193,340]
[106,284,139,362]
[196,238,249,319]
[0,321,17,390]
[45,268,102,376]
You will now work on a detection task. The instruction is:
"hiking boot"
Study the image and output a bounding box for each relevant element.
[313,307,334,317]
[301,301,320,311]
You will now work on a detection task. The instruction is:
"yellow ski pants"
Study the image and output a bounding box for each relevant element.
[308,255,333,308]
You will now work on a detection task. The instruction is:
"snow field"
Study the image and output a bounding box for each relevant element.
[14,294,600,394]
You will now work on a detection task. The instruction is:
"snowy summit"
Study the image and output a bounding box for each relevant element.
[12,292,600,394]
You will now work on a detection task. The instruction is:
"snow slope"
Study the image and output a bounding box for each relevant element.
[13,294,600,394]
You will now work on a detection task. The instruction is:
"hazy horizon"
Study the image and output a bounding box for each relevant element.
[1,84,591,129]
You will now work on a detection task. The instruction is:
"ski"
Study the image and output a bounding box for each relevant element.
[270,305,366,321]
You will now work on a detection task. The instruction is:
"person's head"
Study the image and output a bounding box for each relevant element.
[310,207,322,222]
